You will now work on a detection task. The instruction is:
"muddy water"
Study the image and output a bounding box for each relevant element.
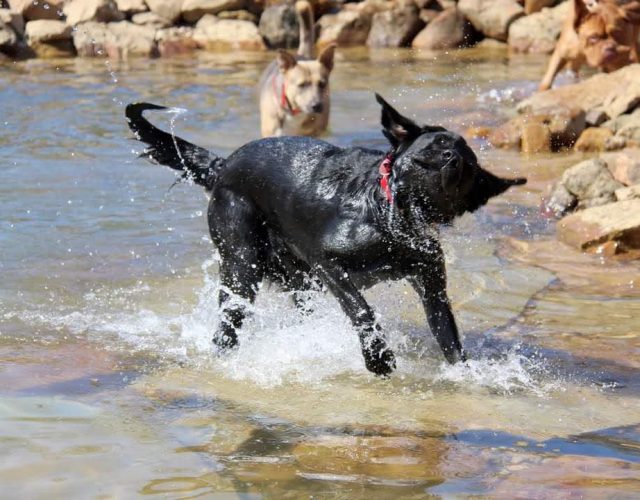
[1,48,640,498]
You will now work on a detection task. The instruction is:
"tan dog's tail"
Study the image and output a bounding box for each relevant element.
[296,0,314,59]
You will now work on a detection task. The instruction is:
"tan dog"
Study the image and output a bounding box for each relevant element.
[539,0,640,91]
[258,1,335,137]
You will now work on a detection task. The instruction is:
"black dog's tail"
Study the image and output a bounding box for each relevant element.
[125,102,224,190]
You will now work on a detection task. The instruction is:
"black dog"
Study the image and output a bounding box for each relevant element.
[125,95,525,376]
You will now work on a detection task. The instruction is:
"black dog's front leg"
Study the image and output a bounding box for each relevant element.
[315,264,396,376]
[410,246,466,364]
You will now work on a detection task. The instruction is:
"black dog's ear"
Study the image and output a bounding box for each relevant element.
[375,93,422,147]
[465,168,527,213]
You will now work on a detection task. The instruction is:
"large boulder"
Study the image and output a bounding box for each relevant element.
[518,65,640,123]
[366,1,424,48]
[492,64,640,152]
[25,19,74,57]
[6,0,64,21]
[545,158,623,216]
[411,7,476,50]
[601,148,640,186]
[458,0,524,41]
[156,26,200,56]
[193,15,265,50]
[72,21,157,58]
[317,3,379,48]
[25,19,71,42]
[131,11,171,28]
[557,199,640,253]
[63,0,124,25]
[0,19,18,51]
[258,4,299,50]
[524,0,557,15]
[0,8,24,35]
[489,106,586,151]
[181,0,247,24]
[508,0,570,54]
[115,0,147,15]
[602,107,640,146]
[145,0,182,23]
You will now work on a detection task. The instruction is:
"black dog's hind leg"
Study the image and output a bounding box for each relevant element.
[314,264,396,376]
[209,190,266,350]
[409,244,466,364]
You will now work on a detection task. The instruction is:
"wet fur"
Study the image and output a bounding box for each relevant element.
[125,96,526,376]
[539,0,640,91]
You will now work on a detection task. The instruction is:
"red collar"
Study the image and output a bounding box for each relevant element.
[379,153,393,203]
[273,76,300,116]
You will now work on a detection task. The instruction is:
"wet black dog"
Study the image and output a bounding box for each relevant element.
[125,95,526,376]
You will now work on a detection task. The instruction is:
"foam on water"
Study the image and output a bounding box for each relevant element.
[12,255,556,395]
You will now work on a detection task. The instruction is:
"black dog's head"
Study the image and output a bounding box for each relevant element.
[375,94,526,223]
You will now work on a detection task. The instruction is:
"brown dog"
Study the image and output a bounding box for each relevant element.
[539,0,640,91]
[258,1,335,137]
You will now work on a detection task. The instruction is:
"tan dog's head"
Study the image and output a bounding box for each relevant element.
[277,45,335,115]
[574,0,640,71]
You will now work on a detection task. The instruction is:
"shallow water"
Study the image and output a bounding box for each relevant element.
[1,48,640,497]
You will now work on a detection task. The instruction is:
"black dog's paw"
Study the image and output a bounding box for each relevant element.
[212,323,238,351]
[362,338,396,377]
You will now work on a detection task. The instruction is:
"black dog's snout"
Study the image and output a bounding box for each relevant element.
[311,103,324,113]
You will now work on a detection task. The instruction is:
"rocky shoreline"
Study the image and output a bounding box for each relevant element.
[0,0,571,61]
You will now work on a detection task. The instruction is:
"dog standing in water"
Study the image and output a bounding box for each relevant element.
[126,95,526,376]
[539,0,640,90]
[258,1,335,137]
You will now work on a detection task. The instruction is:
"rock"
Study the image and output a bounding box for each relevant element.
[546,158,623,215]
[63,0,124,25]
[0,20,17,50]
[218,9,256,22]
[182,0,247,23]
[156,26,200,56]
[6,0,64,21]
[412,7,476,50]
[72,21,158,58]
[419,8,440,24]
[602,108,640,145]
[517,65,640,123]
[601,148,640,186]
[0,8,24,35]
[521,122,551,153]
[458,0,524,41]
[557,199,640,252]
[317,8,373,47]
[25,19,74,56]
[524,0,556,15]
[616,184,640,201]
[193,15,265,50]
[115,0,147,15]
[508,0,570,54]
[488,117,522,149]
[574,127,614,152]
[131,11,171,28]
[366,2,424,48]
[25,19,71,41]
[490,106,586,151]
[564,159,623,207]
[258,4,299,50]
[145,0,182,23]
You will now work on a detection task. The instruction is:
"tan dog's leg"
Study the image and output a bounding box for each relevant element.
[296,0,314,59]
[539,48,568,91]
